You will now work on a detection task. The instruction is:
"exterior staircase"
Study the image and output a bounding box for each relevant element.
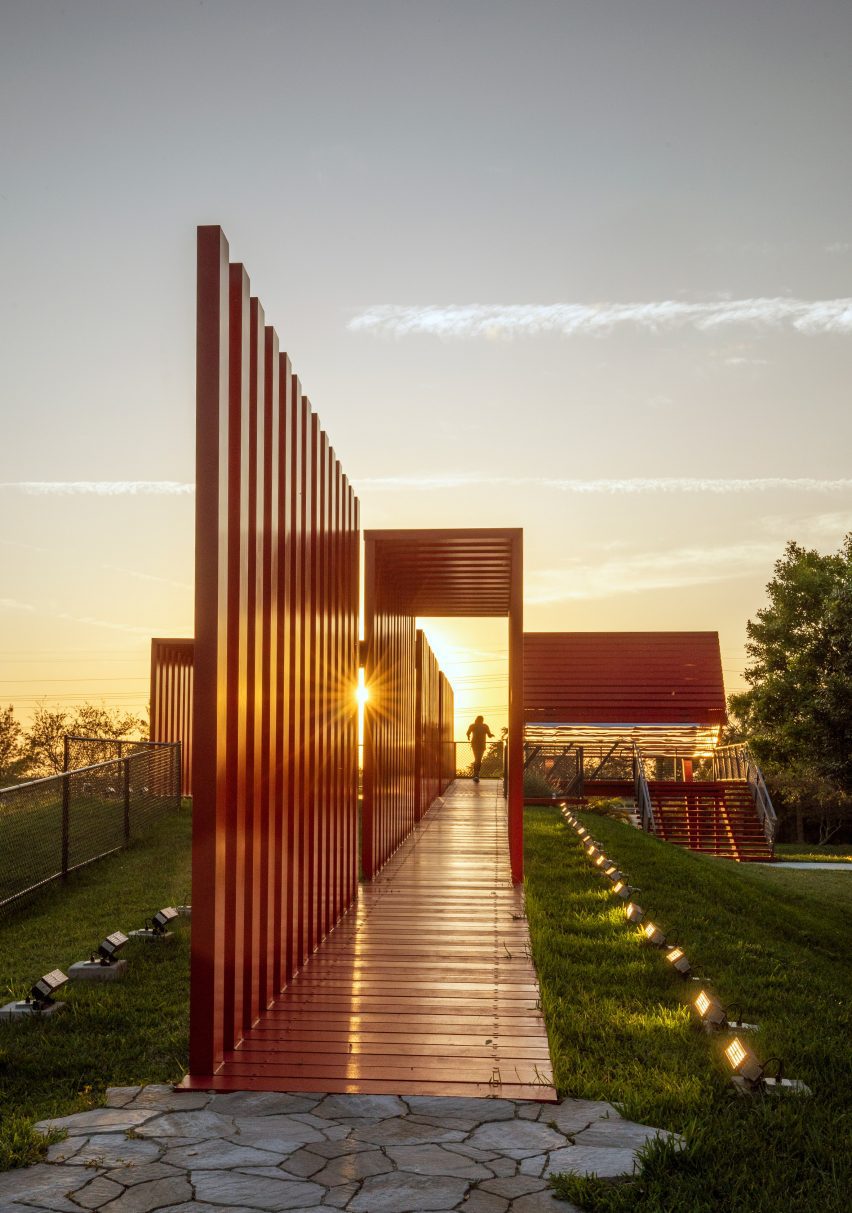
[648,779,774,861]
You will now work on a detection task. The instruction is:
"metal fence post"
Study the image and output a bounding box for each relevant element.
[123,757,131,843]
[61,772,70,879]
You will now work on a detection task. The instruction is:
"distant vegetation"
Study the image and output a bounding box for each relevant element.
[0,703,148,787]
[729,533,852,844]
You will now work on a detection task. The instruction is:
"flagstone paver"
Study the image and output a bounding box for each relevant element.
[2,1084,683,1210]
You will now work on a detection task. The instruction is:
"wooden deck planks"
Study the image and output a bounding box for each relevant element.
[185,780,556,1099]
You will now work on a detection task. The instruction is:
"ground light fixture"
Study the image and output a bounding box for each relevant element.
[30,969,68,1008]
[97,931,129,965]
[625,901,644,923]
[152,907,179,934]
[611,880,634,900]
[69,931,130,983]
[130,906,179,941]
[643,921,667,947]
[724,1038,812,1097]
[665,945,691,975]
[1,969,70,1020]
[693,989,759,1032]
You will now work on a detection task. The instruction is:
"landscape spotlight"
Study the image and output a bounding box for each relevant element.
[152,907,179,935]
[665,946,691,975]
[694,989,727,1026]
[693,989,758,1032]
[603,864,623,880]
[30,969,68,1009]
[97,931,129,965]
[643,921,667,947]
[129,906,179,942]
[725,1036,764,1085]
[724,1038,812,1096]
[611,880,633,900]
[594,853,608,868]
[625,901,644,923]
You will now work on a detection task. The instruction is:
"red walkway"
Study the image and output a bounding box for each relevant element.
[185,780,556,1099]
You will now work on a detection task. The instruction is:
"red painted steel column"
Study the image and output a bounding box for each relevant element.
[508,530,524,884]
[190,226,230,1076]
[274,352,292,995]
[261,324,279,1010]
[223,262,249,1053]
[362,535,376,880]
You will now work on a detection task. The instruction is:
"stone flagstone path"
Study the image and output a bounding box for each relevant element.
[0,1086,682,1211]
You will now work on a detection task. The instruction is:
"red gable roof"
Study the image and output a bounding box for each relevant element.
[523,632,727,727]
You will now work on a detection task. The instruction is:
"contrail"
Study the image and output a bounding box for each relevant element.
[358,475,852,495]
[0,481,195,496]
[349,297,852,338]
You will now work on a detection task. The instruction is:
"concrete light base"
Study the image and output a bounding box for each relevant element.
[702,1020,759,1034]
[1,999,67,1021]
[128,929,173,943]
[731,1075,813,1097]
[69,959,128,982]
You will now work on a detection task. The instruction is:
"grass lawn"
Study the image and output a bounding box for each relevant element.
[525,806,852,1213]
[0,807,191,1170]
[774,841,852,863]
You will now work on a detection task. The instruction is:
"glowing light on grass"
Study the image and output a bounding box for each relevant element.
[625,901,644,923]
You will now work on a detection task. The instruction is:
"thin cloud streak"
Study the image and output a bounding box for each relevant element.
[349,298,852,339]
[526,540,780,604]
[0,481,195,496]
[359,474,852,495]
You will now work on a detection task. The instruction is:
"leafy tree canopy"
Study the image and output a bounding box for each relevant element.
[729,533,852,793]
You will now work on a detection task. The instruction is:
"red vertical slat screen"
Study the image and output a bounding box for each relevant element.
[362,535,417,879]
[439,671,455,786]
[414,630,451,820]
[149,638,194,795]
[190,226,360,1080]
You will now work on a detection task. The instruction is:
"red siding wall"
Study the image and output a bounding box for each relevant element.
[190,227,360,1078]
[523,632,727,727]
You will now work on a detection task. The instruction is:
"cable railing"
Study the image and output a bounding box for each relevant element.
[0,740,182,915]
[713,743,778,845]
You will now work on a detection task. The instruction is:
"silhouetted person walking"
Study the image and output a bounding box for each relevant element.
[466,715,494,783]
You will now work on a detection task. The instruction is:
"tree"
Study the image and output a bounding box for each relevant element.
[0,705,30,787]
[25,703,148,778]
[729,534,852,841]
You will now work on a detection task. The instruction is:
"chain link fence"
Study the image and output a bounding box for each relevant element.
[63,734,159,773]
[453,740,505,779]
[0,740,181,915]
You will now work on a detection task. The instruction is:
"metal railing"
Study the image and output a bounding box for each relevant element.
[632,743,656,834]
[713,742,778,845]
[522,742,582,798]
[0,741,181,915]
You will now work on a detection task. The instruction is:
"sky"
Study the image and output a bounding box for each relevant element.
[1,0,851,738]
